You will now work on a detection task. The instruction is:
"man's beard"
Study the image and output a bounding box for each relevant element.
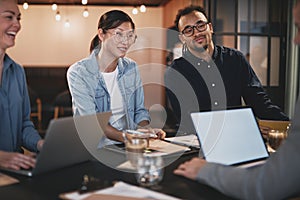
[196,44,208,53]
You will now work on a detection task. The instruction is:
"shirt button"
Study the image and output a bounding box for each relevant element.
[197,62,201,66]
[208,65,211,68]
[212,83,216,87]
[214,101,218,106]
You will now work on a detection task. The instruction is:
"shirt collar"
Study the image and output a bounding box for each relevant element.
[87,49,100,74]
[183,45,218,63]
[211,45,218,60]
[3,54,14,72]
[89,49,125,76]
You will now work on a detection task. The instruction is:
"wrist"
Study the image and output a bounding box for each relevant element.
[122,131,127,142]
[37,140,44,151]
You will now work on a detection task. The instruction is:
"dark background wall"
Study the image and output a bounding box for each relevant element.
[25,67,71,131]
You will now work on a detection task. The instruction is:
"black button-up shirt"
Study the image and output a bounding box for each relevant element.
[165,45,289,132]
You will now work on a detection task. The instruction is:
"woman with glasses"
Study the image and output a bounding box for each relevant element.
[67,10,165,147]
[164,5,288,134]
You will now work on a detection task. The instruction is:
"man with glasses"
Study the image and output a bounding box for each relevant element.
[165,5,288,134]
[173,2,300,199]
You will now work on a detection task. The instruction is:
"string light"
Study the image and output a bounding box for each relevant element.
[140,5,146,13]
[81,0,88,5]
[83,8,89,18]
[55,11,61,21]
[52,4,58,11]
[64,20,70,28]
[132,7,138,15]
[23,2,29,10]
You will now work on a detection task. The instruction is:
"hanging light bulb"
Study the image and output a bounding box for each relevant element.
[23,2,29,10]
[64,20,70,28]
[81,0,88,5]
[55,11,61,21]
[52,4,58,11]
[132,7,138,15]
[83,8,89,18]
[140,5,146,13]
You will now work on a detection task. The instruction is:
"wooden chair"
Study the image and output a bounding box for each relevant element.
[28,86,42,130]
[53,90,72,119]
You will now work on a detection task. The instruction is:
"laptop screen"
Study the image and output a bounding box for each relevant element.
[190,108,269,165]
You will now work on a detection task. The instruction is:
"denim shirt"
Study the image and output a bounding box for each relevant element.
[0,54,41,152]
[67,50,150,146]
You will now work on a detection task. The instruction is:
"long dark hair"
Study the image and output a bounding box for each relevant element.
[89,35,100,53]
[90,10,135,53]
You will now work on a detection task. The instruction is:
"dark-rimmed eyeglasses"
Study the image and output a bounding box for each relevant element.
[181,21,209,37]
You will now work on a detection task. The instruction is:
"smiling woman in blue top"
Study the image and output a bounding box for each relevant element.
[0,0,44,170]
[67,10,165,147]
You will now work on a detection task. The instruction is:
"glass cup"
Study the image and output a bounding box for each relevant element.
[136,155,164,187]
[268,129,288,151]
[124,133,148,167]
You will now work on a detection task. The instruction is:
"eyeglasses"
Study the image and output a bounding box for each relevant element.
[110,30,137,44]
[181,21,209,37]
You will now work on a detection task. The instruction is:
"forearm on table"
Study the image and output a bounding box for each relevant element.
[137,120,150,128]
[104,124,124,142]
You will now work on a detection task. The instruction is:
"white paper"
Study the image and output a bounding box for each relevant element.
[164,134,200,148]
[62,181,181,200]
[97,182,181,200]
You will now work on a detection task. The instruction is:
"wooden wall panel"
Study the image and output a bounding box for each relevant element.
[163,0,204,28]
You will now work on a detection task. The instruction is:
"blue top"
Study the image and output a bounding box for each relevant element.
[165,45,289,132]
[0,54,41,152]
[67,50,150,146]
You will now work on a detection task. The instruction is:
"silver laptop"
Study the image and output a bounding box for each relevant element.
[190,108,269,167]
[0,112,111,177]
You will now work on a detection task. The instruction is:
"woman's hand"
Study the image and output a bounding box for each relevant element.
[37,139,44,151]
[136,128,166,139]
[0,151,36,170]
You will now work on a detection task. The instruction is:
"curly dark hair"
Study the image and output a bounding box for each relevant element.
[174,5,209,30]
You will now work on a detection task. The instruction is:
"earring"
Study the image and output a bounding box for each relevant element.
[182,42,188,55]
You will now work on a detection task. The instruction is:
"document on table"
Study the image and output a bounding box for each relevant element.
[60,181,182,200]
[104,138,190,156]
[164,134,200,148]
[0,173,19,187]
[147,139,190,156]
[117,139,190,170]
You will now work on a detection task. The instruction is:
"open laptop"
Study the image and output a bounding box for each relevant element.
[190,108,269,167]
[0,112,111,177]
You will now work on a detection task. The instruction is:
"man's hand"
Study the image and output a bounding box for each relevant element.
[259,125,270,140]
[174,157,207,180]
